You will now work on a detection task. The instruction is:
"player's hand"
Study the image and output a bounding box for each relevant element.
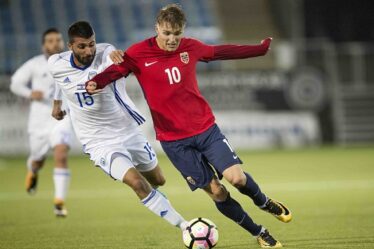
[261,37,273,51]
[52,108,66,121]
[86,81,103,95]
[110,50,124,64]
[30,90,43,101]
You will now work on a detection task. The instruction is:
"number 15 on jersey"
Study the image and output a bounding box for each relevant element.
[75,92,94,107]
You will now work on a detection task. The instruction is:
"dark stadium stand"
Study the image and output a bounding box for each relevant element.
[0,0,221,74]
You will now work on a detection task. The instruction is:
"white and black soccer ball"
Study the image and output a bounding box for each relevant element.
[183,218,219,249]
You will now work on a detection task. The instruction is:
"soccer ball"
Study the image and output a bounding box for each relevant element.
[183,218,219,249]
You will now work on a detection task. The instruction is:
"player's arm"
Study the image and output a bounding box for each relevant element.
[86,53,138,94]
[51,83,66,120]
[10,61,43,100]
[199,38,272,62]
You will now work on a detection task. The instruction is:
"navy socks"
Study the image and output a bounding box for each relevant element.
[215,193,262,236]
[238,172,267,206]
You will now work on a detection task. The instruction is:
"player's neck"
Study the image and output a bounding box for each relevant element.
[73,56,85,67]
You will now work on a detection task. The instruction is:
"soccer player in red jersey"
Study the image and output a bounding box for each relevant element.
[87,4,292,248]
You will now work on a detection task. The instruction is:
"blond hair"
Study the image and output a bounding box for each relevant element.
[156,4,186,29]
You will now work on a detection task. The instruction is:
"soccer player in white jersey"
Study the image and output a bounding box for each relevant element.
[10,28,73,217]
[48,21,188,233]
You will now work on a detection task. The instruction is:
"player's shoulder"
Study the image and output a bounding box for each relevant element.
[29,54,46,62]
[96,43,116,54]
[47,51,71,74]
[181,37,205,48]
[126,37,154,56]
[93,43,116,66]
[21,54,46,68]
[48,51,70,66]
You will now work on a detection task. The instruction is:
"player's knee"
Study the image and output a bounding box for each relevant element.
[223,165,247,188]
[211,184,228,202]
[54,145,69,167]
[229,174,247,189]
[155,174,166,186]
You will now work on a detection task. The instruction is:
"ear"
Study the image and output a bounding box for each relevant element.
[155,24,159,35]
[67,42,73,51]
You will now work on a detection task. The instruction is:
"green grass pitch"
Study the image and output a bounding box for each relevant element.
[1,146,374,249]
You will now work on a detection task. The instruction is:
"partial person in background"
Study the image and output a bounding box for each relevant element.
[10,28,73,217]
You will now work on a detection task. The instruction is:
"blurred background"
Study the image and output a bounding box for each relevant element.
[0,0,373,155]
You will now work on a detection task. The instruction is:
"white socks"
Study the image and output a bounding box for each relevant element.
[53,168,71,201]
[142,189,187,230]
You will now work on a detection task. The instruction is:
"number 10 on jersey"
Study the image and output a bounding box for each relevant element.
[165,67,181,84]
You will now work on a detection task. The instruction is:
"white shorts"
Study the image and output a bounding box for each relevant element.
[87,127,158,181]
[28,116,73,161]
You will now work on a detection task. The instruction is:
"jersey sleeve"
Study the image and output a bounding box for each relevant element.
[102,44,116,69]
[10,60,33,98]
[191,39,215,62]
[89,52,139,90]
[210,38,272,60]
[48,54,63,101]
[54,82,62,101]
[47,54,59,77]
[194,37,271,62]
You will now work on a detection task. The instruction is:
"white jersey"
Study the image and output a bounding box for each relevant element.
[48,43,145,153]
[11,54,57,135]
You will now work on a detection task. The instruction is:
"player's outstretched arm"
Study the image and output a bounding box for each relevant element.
[210,37,272,61]
[10,61,44,101]
[86,53,138,94]
[51,100,66,120]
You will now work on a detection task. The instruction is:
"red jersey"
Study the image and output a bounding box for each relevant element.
[91,37,271,141]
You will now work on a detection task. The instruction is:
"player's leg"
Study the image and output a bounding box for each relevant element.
[203,178,281,248]
[50,118,73,217]
[201,124,292,223]
[52,144,70,217]
[161,136,282,248]
[110,153,187,230]
[222,164,291,223]
[126,136,189,229]
[25,134,49,194]
[127,137,166,188]
[222,164,267,206]
[25,157,45,194]
[203,176,263,235]
[140,165,166,188]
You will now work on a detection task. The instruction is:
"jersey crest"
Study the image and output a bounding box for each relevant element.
[180,52,189,64]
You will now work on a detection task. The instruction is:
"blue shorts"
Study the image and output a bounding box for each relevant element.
[161,124,242,191]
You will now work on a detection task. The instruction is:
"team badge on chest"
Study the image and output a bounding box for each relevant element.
[180,52,189,64]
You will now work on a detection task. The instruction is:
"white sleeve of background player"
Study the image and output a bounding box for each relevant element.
[10,60,33,98]
[54,82,62,101]
[47,54,62,101]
